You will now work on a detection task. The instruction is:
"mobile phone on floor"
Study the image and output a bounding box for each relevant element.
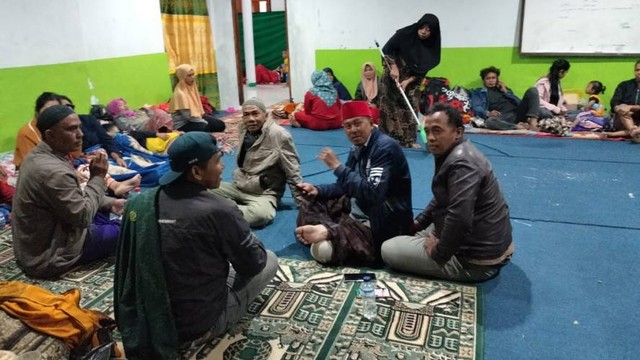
[343,273,376,282]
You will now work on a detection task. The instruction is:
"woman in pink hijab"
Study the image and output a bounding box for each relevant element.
[354,62,381,124]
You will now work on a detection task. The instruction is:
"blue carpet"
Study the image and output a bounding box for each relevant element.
[246,129,639,359]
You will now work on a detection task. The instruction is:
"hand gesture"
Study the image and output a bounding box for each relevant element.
[296,182,318,198]
[89,152,109,179]
[497,80,507,93]
[317,147,341,170]
[424,232,439,256]
[110,198,126,214]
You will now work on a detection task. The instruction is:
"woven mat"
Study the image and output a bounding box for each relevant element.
[0,230,482,360]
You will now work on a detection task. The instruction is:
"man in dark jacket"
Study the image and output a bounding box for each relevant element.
[295,101,413,266]
[382,103,514,282]
[115,132,278,358]
[610,60,640,141]
[470,66,540,131]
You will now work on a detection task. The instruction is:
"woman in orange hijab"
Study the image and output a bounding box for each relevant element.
[169,64,225,133]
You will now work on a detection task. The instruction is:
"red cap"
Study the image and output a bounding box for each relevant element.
[341,101,372,121]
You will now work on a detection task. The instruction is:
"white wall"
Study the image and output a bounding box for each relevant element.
[287,0,521,100]
[271,0,285,12]
[209,0,241,109]
[0,0,164,69]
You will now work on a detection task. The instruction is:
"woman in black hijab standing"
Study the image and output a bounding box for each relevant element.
[379,14,441,148]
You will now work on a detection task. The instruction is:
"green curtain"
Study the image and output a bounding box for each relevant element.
[238,11,287,71]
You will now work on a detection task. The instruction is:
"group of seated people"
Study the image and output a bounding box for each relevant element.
[288,64,382,129]
[7,58,639,358]
[286,58,640,143]
[10,91,515,356]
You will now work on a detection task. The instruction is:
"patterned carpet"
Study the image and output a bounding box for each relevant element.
[0,229,482,360]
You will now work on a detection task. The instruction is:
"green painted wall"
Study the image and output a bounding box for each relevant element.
[0,53,171,152]
[316,47,638,108]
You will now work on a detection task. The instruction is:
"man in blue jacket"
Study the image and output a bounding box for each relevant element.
[470,66,540,131]
[295,101,412,266]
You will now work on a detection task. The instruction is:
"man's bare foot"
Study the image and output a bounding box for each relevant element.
[295,224,329,245]
[110,174,142,197]
[516,122,530,130]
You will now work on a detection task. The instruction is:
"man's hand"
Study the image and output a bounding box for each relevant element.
[616,104,632,116]
[487,110,501,117]
[156,132,169,140]
[89,152,109,179]
[317,148,341,170]
[410,220,424,235]
[110,198,126,214]
[424,232,439,257]
[296,182,318,198]
[497,80,507,93]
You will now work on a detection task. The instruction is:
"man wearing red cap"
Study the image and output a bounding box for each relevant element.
[295,101,413,266]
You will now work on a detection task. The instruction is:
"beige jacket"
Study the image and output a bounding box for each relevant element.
[12,141,110,278]
[233,118,303,202]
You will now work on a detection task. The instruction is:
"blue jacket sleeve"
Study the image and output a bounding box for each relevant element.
[470,89,488,119]
[333,146,396,207]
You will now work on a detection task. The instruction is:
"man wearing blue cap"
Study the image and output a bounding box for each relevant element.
[115,131,278,359]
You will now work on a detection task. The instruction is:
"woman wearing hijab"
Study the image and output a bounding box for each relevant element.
[169,64,225,133]
[354,62,382,124]
[323,67,352,101]
[379,14,441,148]
[290,71,342,130]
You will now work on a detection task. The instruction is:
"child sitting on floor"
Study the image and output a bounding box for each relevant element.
[579,80,606,116]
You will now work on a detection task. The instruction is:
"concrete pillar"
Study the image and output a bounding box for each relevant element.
[242,0,256,88]
[207,0,240,110]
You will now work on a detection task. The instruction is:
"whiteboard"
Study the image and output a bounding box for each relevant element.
[520,0,640,55]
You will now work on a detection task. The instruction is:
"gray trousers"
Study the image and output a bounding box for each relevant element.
[381,228,500,282]
[485,87,540,130]
[210,182,277,228]
[180,250,279,353]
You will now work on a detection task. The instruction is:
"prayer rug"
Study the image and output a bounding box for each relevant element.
[182,258,483,360]
[0,230,483,360]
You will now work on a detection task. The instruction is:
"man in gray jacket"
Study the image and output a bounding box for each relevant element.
[212,98,303,227]
[382,103,514,282]
[12,105,124,278]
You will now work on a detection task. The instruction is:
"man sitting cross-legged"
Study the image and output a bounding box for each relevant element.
[295,101,413,266]
[115,132,278,358]
[382,103,514,282]
[12,105,124,278]
[211,97,303,227]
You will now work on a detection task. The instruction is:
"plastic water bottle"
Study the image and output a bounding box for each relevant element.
[361,275,377,320]
[126,187,141,200]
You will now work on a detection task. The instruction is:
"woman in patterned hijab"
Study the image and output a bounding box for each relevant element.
[289,71,342,130]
